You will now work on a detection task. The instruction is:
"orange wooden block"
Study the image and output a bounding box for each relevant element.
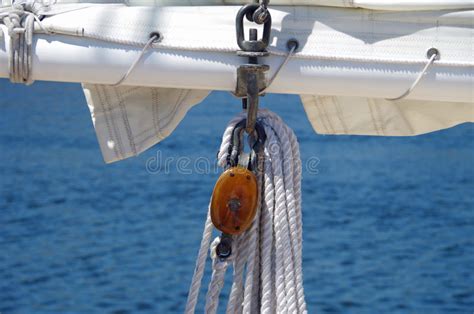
[210,167,258,235]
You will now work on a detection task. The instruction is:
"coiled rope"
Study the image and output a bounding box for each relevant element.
[0,2,47,85]
[185,109,307,314]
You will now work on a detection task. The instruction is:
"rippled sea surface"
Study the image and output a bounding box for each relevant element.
[1,80,473,314]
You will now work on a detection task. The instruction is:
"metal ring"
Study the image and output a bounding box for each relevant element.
[236,4,272,52]
[252,6,270,25]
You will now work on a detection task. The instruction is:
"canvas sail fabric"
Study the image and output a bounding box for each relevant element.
[9,0,474,11]
[38,4,474,66]
[3,2,471,162]
[83,84,209,163]
[301,96,474,136]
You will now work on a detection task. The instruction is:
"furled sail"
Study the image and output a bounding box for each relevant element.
[83,85,209,163]
[5,0,474,11]
[1,1,473,162]
[301,96,474,136]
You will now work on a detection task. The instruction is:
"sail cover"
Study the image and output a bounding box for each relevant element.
[301,96,473,136]
[7,0,473,11]
[0,1,473,162]
[83,85,209,163]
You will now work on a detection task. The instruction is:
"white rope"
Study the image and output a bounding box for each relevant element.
[186,109,307,314]
[226,233,247,314]
[184,208,214,314]
[67,30,471,67]
[386,52,438,101]
[205,237,234,314]
[2,3,470,69]
[111,34,160,86]
[1,4,36,84]
[259,44,296,95]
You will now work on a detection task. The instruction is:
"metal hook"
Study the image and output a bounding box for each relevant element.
[227,119,266,168]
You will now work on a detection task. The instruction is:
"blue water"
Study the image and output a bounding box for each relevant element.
[0,79,473,314]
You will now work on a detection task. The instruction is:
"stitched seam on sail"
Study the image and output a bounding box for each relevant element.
[95,85,120,160]
[332,97,349,135]
[133,125,156,140]
[319,99,336,134]
[116,87,138,155]
[373,101,387,136]
[311,96,330,133]
[392,101,415,135]
[152,88,167,140]
[160,89,186,126]
[102,86,125,159]
[160,89,190,133]
[367,99,381,135]
[135,131,165,150]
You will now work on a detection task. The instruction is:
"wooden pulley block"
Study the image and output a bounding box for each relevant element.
[210,167,258,235]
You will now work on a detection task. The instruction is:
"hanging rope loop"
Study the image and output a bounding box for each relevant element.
[111,32,161,86]
[386,47,440,101]
[185,110,307,314]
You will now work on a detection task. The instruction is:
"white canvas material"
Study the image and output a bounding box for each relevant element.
[301,96,474,136]
[43,3,474,157]
[1,2,473,162]
[2,5,472,102]
[38,5,474,68]
[10,0,473,11]
[82,84,209,163]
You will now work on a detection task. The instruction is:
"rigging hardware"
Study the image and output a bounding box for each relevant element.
[215,234,233,259]
[235,3,271,134]
[236,3,272,52]
[252,0,271,25]
[211,1,271,260]
[210,166,258,236]
[211,119,266,258]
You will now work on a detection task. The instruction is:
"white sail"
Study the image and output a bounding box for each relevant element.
[4,0,474,10]
[83,84,210,163]
[1,1,473,162]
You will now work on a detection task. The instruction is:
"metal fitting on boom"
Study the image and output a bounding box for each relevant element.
[235,3,271,134]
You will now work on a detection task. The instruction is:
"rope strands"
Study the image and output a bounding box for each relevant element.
[185,109,307,314]
[184,208,214,314]
[0,1,51,85]
[1,3,36,84]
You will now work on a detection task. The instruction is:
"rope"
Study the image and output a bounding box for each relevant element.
[386,52,438,101]
[259,44,296,95]
[184,208,214,314]
[1,3,470,70]
[0,3,39,85]
[111,34,160,86]
[205,237,234,314]
[185,109,307,314]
